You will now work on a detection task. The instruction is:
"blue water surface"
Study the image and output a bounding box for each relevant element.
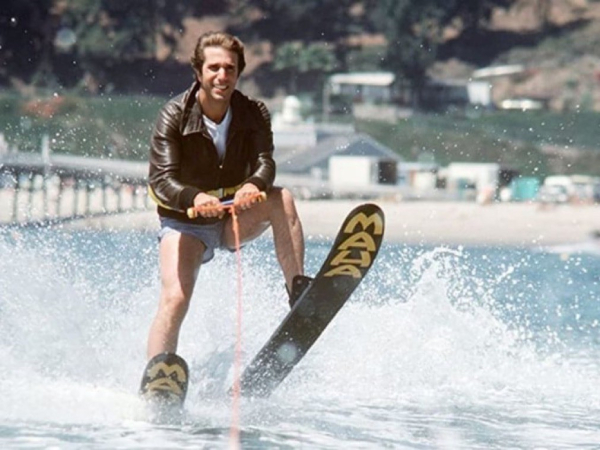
[1,223,600,449]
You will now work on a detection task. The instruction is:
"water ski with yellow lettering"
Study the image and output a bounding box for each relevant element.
[139,352,189,418]
[238,203,385,398]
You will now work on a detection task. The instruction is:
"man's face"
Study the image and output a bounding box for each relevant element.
[198,46,239,105]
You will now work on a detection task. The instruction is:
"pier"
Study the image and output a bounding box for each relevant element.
[0,148,149,226]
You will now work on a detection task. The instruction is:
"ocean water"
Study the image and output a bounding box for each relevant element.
[1,221,600,449]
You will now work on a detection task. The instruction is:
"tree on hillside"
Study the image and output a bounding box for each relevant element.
[150,1,227,60]
[58,0,157,91]
[0,0,56,88]
[372,0,517,108]
[447,0,516,32]
[273,42,337,93]
[235,0,358,43]
[229,0,368,96]
[373,0,447,108]
[65,1,230,90]
[1,0,211,91]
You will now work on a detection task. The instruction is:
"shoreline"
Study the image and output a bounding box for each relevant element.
[63,199,600,248]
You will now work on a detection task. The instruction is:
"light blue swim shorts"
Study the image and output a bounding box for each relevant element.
[158,217,226,263]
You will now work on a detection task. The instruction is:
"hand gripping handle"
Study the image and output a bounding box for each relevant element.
[186,192,267,219]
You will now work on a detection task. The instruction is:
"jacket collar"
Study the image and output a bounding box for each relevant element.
[181,81,247,136]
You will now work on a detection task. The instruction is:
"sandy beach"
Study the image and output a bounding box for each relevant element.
[67,199,600,248]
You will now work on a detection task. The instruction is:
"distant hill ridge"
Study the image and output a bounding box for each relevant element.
[171,0,600,111]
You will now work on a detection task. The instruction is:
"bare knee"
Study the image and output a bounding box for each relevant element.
[280,187,296,206]
[269,186,297,211]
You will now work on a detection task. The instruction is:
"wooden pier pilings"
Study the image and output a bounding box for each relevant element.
[0,152,150,225]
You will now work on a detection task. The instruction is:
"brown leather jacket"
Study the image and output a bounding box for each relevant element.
[148,81,276,223]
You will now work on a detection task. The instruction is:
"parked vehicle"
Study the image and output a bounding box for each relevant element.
[537,184,569,204]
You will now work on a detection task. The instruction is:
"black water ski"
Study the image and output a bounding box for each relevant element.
[139,352,189,407]
[238,203,385,397]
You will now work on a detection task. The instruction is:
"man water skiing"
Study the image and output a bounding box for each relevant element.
[140,31,311,402]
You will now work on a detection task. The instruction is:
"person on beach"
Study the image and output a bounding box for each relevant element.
[144,31,311,369]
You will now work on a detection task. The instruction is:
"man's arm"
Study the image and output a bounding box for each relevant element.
[245,100,276,193]
[148,102,201,211]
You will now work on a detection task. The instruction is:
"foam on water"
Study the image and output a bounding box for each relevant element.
[1,226,600,448]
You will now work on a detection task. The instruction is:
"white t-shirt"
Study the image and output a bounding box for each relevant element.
[203,107,232,163]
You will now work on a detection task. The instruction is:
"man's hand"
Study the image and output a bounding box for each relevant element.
[192,192,225,218]
[234,183,261,211]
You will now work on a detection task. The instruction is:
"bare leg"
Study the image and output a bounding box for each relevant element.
[222,187,304,290]
[147,232,205,359]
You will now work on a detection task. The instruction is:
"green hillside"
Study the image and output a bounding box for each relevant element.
[358,110,600,177]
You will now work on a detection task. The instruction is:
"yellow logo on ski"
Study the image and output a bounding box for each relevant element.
[323,211,384,279]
